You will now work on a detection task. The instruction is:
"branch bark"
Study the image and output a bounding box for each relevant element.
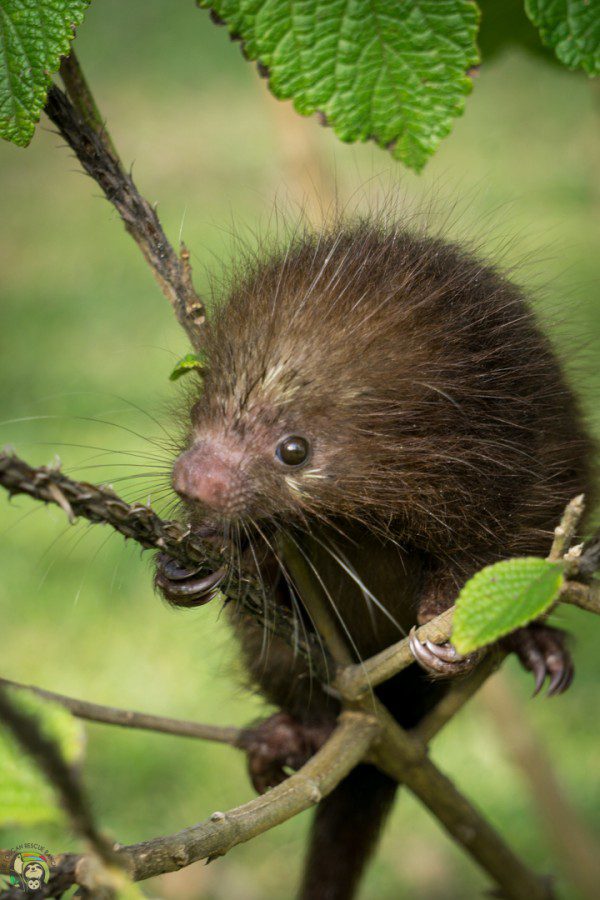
[282,531,555,899]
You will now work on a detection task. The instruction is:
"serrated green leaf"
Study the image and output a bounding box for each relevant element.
[0,0,90,147]
[452,557,564,655]
[0,687,85,826]
[169,352,206,381]
[525,0,600,75]
[200,0,480,172]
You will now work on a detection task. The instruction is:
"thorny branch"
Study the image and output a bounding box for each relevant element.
[0,450,327,675]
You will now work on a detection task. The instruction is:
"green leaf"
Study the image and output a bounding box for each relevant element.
[169,352,206,381]
[452,557,564,655]
[0,0,90,147]
[0,687,85,826]
[200,0,480,172]
[525,0,600,75]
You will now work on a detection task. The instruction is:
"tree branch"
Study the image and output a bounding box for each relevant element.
[282,529,555,899]
[2,454,598,899]
[0,450,327,675]
[1,712,378,897]
[44,54,205,349]
[0,678,242,747]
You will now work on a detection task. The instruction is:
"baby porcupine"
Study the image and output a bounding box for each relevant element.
[156,219,594,900]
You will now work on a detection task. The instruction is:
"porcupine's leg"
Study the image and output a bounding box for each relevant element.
[156,540,338,789]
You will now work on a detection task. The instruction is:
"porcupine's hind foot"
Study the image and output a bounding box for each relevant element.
[501,623,574,697]
[240,713,334,794]
[154,552,226,608]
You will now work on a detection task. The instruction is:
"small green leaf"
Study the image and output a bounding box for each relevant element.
[525,0,600,75]
[169,352,206,381]
[452,557,564,655]
[0,0,91,147]
[199,0,480,172]
[0,687,85,826]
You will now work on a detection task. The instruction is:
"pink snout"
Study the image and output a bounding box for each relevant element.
[172,445,242,514]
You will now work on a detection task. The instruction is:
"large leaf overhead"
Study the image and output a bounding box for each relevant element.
[200,0,480,171]
[0,0,90,147]
[525,0,600,75]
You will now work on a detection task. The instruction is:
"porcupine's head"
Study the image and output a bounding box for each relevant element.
[172,221,432,536]
[171,219,589,549]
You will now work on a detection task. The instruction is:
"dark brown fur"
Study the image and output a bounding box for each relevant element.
[166,220,595,899]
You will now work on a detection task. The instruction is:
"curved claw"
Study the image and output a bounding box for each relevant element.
[545,652,574,697]
[529,649,548,697]
[156,563,227,608]
[161,557,204,581]
[409,628,480,678]
[503,624,575,698]
[424,639,460,662]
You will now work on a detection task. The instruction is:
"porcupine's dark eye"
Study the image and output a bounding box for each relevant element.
[275,435,310,468]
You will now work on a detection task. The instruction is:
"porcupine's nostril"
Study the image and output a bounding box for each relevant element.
[172,446,237,512]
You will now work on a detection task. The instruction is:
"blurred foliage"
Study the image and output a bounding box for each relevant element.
[0,688,83,827]
[0,0,599,898]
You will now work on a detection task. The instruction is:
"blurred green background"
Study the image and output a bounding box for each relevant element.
[0,1,599,897]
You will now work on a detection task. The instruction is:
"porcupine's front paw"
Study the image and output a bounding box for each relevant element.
[501,623,574,696]
[240,713,334,795]
[409,628,485,678]
[154,552,226,608]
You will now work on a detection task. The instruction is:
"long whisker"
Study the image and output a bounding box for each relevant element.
[310,532,406,637]
[253,522,330,693]
[282,530,366,671]
[241,519,272,665]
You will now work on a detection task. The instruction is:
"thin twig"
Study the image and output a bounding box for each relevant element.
[44,65,205,348]
[335,608,455,701]
[0,678,242,747]
[548,494,585,560]
[369,704,554,900]
[560,580,600,615]
[59,52,120,160]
